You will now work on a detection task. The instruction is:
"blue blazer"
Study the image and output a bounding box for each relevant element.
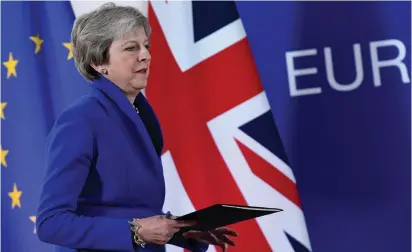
[36,76,209,252]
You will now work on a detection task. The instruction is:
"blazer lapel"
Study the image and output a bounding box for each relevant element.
[90,76,160,161]
[134,93,164,156]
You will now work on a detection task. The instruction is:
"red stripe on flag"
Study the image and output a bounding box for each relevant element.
[146,4,272,251]
[236,140,302,208]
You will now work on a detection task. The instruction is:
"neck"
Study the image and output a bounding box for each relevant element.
[102,75,139,104]
[125,91,139,104]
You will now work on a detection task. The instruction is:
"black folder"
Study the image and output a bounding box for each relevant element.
[175,204,282,232]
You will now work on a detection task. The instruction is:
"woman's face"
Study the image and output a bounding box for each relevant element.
[102,27,151,94]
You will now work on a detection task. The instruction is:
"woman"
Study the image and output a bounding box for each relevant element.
[36,3,238,252]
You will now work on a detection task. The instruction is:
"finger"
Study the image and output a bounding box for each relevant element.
[216,234,236,246]
[208,231,220,245]
[194,232,220,245]
[155,237,169,245]
[166,229,179,238]
[221,243,229,252]
[215,227,239,237]
[196,238,212,245]
[170,227,180,233]
[171,220,197,227]
[182,230,202,239]
[160,234,174,244]
[167,234,175,241]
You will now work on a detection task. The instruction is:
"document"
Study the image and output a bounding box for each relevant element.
[175,204,282,232]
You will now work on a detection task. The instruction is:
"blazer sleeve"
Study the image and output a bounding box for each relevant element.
[36,110,135,251]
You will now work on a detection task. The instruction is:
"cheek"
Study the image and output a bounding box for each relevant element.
[110,56,136,74]
[123,56,139,70]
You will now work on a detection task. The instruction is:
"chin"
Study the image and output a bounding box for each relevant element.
[132,82,147,91]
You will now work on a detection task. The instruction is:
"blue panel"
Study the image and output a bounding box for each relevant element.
[192,1,239,42]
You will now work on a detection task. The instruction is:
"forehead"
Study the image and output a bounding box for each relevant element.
[114,27,148,45]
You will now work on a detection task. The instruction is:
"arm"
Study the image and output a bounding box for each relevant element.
[36,110,134,251]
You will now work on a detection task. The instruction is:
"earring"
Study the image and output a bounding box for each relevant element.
[102,68,108,75]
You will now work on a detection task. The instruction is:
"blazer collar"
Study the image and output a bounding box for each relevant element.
[91,75,163,158]
[91,75,139,123]
[91,76,164,182]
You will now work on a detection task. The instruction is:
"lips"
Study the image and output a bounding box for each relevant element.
[136,68,147,73]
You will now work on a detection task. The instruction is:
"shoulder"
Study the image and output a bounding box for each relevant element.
[51,94,104,134]
[44,96,100,172]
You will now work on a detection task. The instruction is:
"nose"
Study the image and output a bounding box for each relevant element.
[138,46,151,62]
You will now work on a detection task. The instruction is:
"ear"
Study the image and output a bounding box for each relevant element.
[91,63,109,75]
[90,63,102,73]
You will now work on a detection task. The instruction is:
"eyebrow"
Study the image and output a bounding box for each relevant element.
[121,39,150,47]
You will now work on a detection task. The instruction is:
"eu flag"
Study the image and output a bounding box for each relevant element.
[1,2,89,251]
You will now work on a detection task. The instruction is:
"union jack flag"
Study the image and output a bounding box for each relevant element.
[145,1,312,252]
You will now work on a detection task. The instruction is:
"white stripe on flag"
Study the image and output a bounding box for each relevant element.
[161,151,217,252]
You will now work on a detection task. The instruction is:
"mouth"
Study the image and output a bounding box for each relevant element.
[135,68,148,74]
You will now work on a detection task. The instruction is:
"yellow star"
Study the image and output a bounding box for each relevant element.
[1,147,9,168]
[30,34,44,54]
[29,216,37,233]
[8,183,22,209]
[0,102,7,119]
[3,52,18,79]
[63,42,73,60]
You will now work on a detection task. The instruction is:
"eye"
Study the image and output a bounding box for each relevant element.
[145,44,151,50]
[125,46,136,51]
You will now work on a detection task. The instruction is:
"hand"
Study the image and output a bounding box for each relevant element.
[135,215,196,245]
[182,227,239,252]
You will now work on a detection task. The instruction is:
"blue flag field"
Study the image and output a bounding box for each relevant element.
[1,2,89,251]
